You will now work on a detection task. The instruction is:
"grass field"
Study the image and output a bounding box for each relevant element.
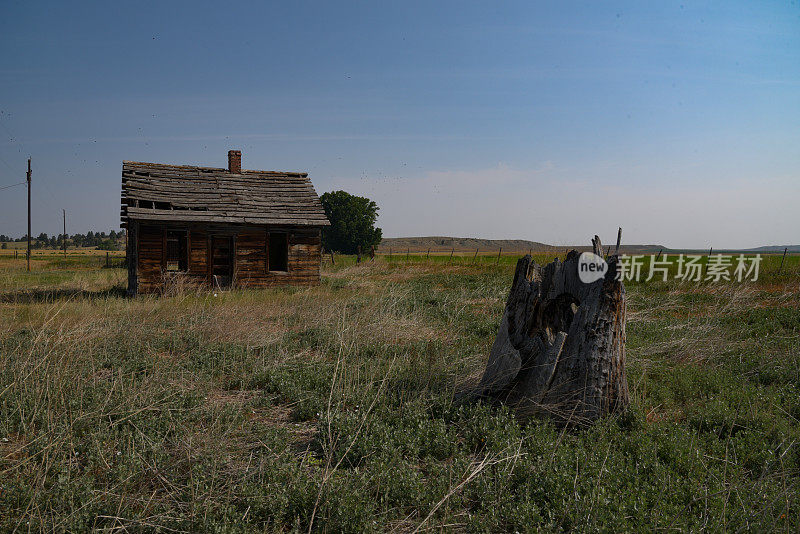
[1,252,798,532]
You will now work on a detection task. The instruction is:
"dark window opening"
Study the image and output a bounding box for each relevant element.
[269,232,288,272]
[139,200,154,209]
[165,230,188,272]
[154,201,171,210]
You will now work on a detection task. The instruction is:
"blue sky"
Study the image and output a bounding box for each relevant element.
[1,1,798,248]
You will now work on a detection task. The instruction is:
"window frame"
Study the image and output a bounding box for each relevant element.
[267,231,289,273]
[164,229,189,272]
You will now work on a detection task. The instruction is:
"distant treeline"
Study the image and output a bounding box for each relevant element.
[0,230,125,251]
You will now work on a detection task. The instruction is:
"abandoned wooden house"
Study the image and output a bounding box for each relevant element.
[120,150,329,295]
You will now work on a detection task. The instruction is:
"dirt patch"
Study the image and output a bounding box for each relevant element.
[0,434,28,462]
[645,406,685,423]
[206,390,317,449]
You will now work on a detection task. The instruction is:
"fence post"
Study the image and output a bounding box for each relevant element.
[330,250,335,265]
[370,245,375,262]
[473,248,479,263]
[357,245,361,264]
[779,247,787,274]
[406,248,410,261]
[497,247,502,264]
[450,248,454,262]
[106,252,110,268]
[426,248,430,260]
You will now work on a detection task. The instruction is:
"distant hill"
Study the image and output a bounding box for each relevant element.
[378,236,665,254]
[740,245,800,253]
[659,245,800,254]
[379,236,552,253]
[378,237,798,255]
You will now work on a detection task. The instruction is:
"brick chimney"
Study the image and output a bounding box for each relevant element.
[228,150,241,174]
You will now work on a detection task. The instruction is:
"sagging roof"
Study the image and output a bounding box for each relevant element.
[120,160,330,228]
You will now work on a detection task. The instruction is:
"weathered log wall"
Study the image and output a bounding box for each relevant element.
[130,222,322,295]
[137,225,166,294]
[189,229,208,276]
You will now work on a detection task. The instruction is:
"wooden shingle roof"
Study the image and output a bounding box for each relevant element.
[120,161,330,228]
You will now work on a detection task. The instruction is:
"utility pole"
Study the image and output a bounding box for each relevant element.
[63,209,67,257]
[27,158,31,272]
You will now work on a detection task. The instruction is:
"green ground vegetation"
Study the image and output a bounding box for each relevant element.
[0,252,798,531]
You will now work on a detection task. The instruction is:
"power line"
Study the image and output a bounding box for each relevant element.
[0,181,25,191]
[0,116,23,172]
[0,118,16,140]
[1,118,80,225]
[0,152,16,172]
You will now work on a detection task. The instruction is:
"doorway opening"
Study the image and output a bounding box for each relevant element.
[269,232,288,272]
[211,236,233,288]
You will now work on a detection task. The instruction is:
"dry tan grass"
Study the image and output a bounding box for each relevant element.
[629,281,799,369]
[2,252,799,531]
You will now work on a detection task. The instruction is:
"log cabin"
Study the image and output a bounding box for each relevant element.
[120,150,330,296]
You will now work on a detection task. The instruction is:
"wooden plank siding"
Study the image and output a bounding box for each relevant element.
[137,225,166,294]
[126,221,139,296]
[189,229,208,276]
[133,222,321,294]
[121,157,328,295]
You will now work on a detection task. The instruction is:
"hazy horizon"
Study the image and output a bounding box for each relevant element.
[1,1,798,249]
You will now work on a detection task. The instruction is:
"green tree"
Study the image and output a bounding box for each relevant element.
[97,238,120,251]
[320,190,382,255]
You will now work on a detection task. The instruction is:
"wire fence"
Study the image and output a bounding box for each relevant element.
[0,249,126,269]
[323,246,798,279]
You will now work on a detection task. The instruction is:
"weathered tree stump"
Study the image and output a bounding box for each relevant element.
[476,237,629,423]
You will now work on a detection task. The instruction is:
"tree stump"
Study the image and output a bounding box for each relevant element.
[476,238,629,423]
